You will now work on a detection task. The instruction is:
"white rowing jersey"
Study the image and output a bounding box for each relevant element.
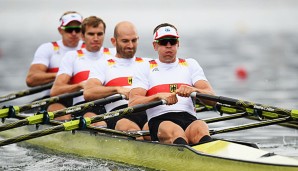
[31,40,86,73]
[89,56,151,112]
[30,40,85,96]
[132,58,208,121]
[58,47,114,104]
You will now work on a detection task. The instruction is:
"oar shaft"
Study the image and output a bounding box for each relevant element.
[0,82,53,103]
[0,91,83,119]
[210,117,292,135]
[192,92,298,119]
[0,120,29,132]
[18,91,83,113]
[0,125,65,147]
[87,125,150,138]
[203,112,248,123]
[90,100,166,124]
[52,94,125,118]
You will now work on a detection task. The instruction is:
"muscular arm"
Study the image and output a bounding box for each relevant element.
[128,88,176,107]
[50,74,83,96]
[84,78,130,101]
[26,64,56,87]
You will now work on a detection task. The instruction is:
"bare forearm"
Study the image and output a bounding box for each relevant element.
[50,84,82,96]
[129,94,160,107]
[26,72,56,87]
[84,86,119,101]
[194,88,216,106]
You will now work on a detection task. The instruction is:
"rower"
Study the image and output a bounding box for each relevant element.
[26,11,85,102]
[48,16,115,125]
[128,23,215,145]
[84,21,151,140]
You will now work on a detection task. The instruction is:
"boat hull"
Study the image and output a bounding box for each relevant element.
[0,127,298,171]
[0,123,298,171]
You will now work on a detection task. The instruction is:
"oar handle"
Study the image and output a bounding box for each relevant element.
[38,94,126,122]
[25,82,54,94]
[90,100,166,124]
[19,91,83,113]
[0,82,53,103]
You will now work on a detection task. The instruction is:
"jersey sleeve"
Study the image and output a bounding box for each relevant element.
[187,58,208,84]
[31,43,53,66]
[57,51,75,76]
[131,61,150,90]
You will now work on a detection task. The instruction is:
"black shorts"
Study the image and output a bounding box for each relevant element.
[72,101,106,118]
[106,105,148,130]
[148,112,197,141]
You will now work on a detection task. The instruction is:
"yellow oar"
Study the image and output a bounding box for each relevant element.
[0,82,53,103]
[0,100,166,146]
[196,101,298,129]
[0,94,125,132]
[191,92,298,121]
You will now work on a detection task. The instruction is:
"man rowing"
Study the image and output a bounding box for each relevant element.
[84,21,151,139]
[128,23,215,145]
[48,16,115,123]
[26,11,85,98]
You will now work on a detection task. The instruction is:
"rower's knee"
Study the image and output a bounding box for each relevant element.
[115,118,140,131]
[158,121,187,144]
[186,120,210,144]
[47,103,65,112]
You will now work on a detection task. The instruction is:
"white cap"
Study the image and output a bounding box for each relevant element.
[153,26,179,40]
[59,13,83,26]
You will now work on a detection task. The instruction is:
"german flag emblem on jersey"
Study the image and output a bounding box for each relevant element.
[169,84,178,93]
[52,42,59,51]
[178,58,188,66]
[77,49,84,57]
[108,59,116,66]
[104,48,111,55]
[135,57,143,63]
[128,77,132,85]
[149,60,158,69]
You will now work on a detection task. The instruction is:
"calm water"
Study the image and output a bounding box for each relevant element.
[0,0,298,170]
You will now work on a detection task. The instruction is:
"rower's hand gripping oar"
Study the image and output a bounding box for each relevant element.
[0,91,83,120]
[0,100,166,147]
[0,94,125,132]
[0,82,53,103]
[191,92,298,121]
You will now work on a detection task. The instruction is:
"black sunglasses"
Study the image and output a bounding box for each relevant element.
[61,26,81,33]
[155,38,179,46]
